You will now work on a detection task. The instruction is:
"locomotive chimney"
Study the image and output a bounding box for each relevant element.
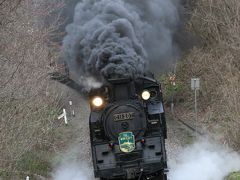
[108,78,135,101]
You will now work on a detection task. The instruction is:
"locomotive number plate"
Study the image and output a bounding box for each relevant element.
[113,112,134,121]
[118,132,135,153]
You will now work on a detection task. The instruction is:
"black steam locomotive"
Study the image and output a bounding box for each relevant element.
[89,74,168,180]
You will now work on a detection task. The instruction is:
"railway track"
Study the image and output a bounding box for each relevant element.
[172,111,204,136]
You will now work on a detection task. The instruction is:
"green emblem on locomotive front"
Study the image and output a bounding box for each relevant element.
[118,132,135,153]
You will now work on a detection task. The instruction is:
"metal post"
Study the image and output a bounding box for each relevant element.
[191,78,200,137]
[194,88,197,137]
[170,74,176,115]
[171,95,174,115]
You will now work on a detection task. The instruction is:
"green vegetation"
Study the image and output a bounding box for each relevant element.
[159,74,183,99]
[226,172,240,180]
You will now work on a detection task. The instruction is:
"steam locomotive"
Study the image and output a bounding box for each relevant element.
[89,74,168,180]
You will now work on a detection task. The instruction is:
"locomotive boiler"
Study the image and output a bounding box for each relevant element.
[89,74,168,180]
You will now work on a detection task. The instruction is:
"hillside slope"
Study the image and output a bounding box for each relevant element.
[176,0,240,149]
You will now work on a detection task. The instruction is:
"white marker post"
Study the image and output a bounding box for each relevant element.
[169,74,176,114]
[69,100,75,117]
[58,108,68,125]
[26,176,30,180]
[191,78,200,137]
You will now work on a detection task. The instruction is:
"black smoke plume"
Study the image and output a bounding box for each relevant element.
[63,0,180,88]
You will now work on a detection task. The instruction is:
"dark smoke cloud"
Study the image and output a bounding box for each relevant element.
[63,0,180,87]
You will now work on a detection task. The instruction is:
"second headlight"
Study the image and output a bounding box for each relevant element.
[141,90,151,100]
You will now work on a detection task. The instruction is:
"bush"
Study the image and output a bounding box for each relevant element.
[226,172,240,180]
[177,0,240,149]
[0,0,64,177]
[158,74,183,103]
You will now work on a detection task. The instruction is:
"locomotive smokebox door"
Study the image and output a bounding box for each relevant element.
[118,132,135,153]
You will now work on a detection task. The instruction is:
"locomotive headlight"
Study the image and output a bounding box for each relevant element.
[92,96,103,107]
[141,90,151,100]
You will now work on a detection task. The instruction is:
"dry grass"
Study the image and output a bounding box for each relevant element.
[0,0,65,177]
[177,0,240,149]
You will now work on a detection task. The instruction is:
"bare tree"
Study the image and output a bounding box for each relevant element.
[0,0,65,178]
